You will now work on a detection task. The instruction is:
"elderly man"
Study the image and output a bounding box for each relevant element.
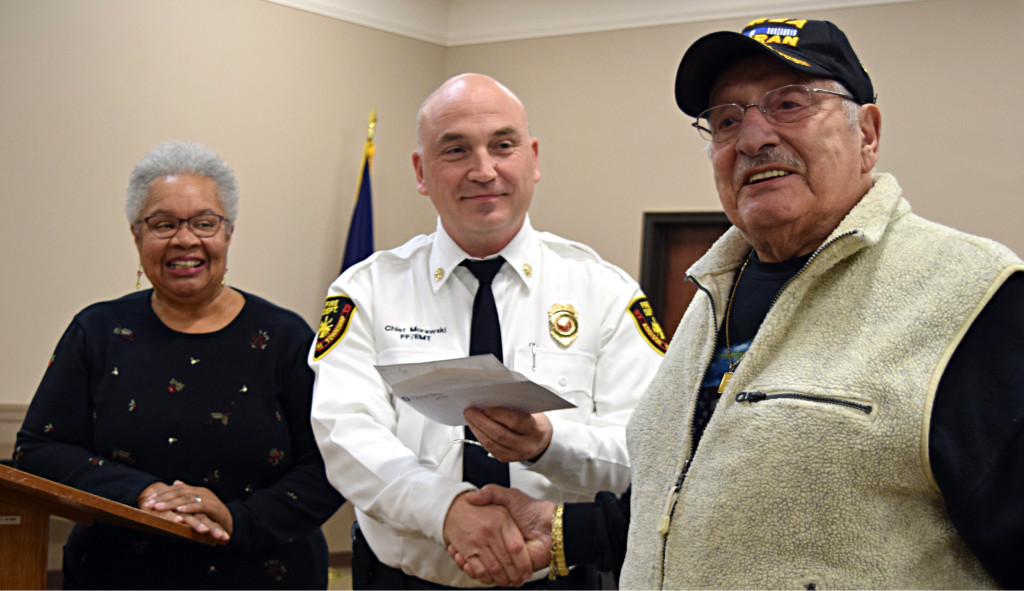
[453,18,1024,589]
[309,73,664,589]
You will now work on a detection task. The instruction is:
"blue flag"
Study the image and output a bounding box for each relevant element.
[341,123,375,273]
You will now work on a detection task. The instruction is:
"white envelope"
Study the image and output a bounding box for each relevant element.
[375,354,576,426]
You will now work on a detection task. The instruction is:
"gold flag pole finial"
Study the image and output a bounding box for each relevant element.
[365,108,377,161]
[366,108,377,143]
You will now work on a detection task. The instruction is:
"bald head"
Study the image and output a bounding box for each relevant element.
[417,74,529,148]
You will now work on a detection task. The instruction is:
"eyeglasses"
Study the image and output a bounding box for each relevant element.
[140,214,226,239]
[693,84,855,143]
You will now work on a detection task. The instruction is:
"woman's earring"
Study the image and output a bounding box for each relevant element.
[136,264,143,290]
[222,268,228,286]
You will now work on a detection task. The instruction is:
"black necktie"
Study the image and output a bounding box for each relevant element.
[460,257,510,488]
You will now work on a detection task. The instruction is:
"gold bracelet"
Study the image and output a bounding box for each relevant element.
[548,504,569,580]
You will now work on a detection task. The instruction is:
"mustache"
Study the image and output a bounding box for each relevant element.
[734,148,803,184]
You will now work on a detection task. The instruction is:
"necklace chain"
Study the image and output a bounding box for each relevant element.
[719,250,752,393]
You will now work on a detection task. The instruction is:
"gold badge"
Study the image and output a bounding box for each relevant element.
[522,263,533,277]
[548,304,578,347]
[434,268,444,281]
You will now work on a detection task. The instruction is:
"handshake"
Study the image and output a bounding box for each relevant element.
[443,484,558,587]
[442,406,562,587]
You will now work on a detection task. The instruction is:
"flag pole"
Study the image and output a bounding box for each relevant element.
[363,108,377,176]
[341,109,377,273]
[367,108,377,143]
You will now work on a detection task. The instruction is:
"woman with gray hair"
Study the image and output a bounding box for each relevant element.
[14,140,343,589]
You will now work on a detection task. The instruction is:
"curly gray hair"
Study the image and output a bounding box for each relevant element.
[126,141,239,231]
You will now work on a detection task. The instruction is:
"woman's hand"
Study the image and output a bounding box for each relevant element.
[138,480,234,544]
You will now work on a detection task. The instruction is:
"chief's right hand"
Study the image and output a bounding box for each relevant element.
[443,491,533,586]
[448,485,556,581]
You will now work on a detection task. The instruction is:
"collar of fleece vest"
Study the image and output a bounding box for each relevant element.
[687,172,907,284]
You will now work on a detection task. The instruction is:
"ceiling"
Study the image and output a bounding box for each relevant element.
[261,0,922,46]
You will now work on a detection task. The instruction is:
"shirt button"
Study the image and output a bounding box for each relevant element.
[559,377,568,387]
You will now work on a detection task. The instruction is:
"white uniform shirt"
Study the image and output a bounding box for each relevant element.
[310,217,664,586]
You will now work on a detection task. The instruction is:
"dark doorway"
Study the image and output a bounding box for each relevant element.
[640,212,731,341]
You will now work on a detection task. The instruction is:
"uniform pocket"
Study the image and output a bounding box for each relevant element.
[512,346,597,416]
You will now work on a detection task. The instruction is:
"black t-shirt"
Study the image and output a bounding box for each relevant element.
[697,252,810,443]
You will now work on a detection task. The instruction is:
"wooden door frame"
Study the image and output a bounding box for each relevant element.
[640,211,731,324]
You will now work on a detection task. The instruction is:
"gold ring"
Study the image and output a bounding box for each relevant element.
[194,496,202,503]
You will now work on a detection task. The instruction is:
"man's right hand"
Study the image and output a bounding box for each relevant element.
[443,491,534,586]
[448,485,556,581]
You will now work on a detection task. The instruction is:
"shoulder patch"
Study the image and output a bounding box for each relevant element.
[628,297,668,355]
[314,295,356,361]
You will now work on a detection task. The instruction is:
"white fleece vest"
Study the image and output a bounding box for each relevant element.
[622,174,1022,589]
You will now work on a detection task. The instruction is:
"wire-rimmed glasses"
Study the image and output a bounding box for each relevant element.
[693,84,854,143]
[140,214,226,239]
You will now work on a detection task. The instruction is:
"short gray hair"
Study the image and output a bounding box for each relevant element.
[126,141,239,229]
[823,79,861,129]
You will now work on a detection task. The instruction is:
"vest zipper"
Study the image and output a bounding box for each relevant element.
[658,463,688,585]
[659,276,719,587]
[734,390,873,415]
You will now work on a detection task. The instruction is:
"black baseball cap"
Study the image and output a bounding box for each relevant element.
[675,18,875,117]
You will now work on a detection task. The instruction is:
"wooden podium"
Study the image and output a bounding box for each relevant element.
[0,464,214,589]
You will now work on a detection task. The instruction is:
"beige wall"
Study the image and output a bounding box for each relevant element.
[3,0,1023,403]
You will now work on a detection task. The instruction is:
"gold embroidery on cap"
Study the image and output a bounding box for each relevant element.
[548,304,578,347]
